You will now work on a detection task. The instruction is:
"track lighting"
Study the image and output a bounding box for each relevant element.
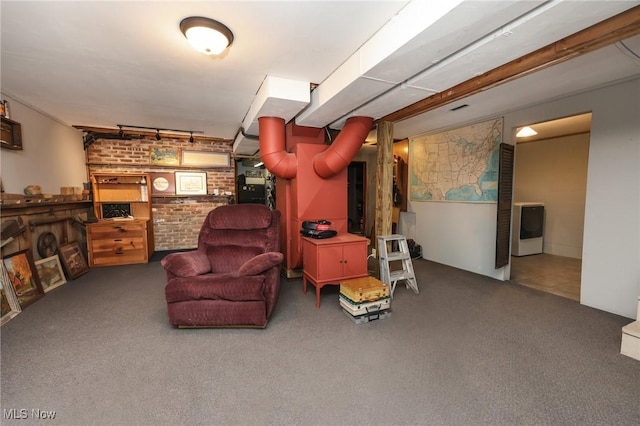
[115,124,204,141]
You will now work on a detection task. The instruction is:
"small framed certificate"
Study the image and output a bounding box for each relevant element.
[175,171,208,195]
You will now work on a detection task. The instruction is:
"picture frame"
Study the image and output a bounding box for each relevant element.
[1,262,21,325]
[149,147,180,166]
[175,171,208,195]
[58,242,90,280]
[2,249,45,309]
[181,150,230,168]
[35,255,67,292]
[149,172,176,195]
[1,116,23,151]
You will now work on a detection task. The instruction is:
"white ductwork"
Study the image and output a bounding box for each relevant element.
[233,76,310,155]
[233,0,635,155]
[294,0,633,131]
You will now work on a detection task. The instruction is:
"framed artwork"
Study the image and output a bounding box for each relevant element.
[1,116,23,151]
[149,147,180,166]
[1,262,21,325]
[58,242,90,280]
[2,249,45,309]
[175,171,208,195]
[35,255,67,292]
[150,172,176,195]
[181,150,230,168]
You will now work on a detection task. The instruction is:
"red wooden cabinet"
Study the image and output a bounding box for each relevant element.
[302,234,369,308]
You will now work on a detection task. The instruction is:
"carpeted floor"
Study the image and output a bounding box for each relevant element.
[1,257,638,425]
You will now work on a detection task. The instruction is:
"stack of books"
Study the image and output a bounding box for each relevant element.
[339,276,391,324]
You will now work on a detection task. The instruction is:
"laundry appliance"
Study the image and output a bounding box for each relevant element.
[512,202,544,256]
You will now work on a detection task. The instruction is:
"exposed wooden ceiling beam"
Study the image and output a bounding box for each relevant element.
[380,5,640,124]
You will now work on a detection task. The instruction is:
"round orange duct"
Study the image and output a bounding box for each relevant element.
[258,116,298,179]
[313,116,374,178]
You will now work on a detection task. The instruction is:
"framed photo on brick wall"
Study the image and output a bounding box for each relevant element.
[150,172,176,195]
[175,171,208,195]
[181,150,230,168]
[150,147,179,166]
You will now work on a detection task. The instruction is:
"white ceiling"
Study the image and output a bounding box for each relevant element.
[1,1,639,155]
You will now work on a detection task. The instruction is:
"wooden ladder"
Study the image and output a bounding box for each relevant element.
[377,234,419,298]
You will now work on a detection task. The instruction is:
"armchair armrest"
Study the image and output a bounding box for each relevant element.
[236,252,283,277]
[161,251,211,277]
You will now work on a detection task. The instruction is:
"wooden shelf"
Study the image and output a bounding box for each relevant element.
[88,172,154,267]
[86,161,230,170]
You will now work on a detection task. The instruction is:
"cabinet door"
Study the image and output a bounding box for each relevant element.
[341,242,368,279]
[315,244,345,282]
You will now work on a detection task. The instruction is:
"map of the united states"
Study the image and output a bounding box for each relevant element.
[409,118,503,202]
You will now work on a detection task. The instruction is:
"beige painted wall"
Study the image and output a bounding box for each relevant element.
[513,133,589,259]
[0,93,86,195]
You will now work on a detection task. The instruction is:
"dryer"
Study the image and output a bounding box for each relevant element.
[512,202,544,256]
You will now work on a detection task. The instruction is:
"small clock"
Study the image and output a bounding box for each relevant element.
[150,173,175,195]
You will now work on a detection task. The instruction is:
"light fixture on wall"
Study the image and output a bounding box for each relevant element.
[516,126,538,137]
[180,16,234,55]
[155,130,161,141]
[189,132,194,143]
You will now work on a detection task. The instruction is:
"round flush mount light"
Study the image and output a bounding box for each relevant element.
[180,16,234,56]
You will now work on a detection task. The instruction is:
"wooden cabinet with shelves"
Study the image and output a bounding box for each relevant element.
[302,234,369,308]
[87,173,154,266]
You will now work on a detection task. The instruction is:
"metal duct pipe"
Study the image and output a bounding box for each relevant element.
[313,116,374,179]
[258,116,298,179]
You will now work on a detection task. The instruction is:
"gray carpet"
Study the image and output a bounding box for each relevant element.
[1,258,638,425]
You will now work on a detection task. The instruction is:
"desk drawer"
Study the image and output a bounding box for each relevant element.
[87,221,149,266]
[90,238,146,265]
[88,223,145,239]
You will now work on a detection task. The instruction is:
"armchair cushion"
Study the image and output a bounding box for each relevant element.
[236,252,283,277]
[208,204,273,229]
[161,251,211,277]
[165,274,265,303]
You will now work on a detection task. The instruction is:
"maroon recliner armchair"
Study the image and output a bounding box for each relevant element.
[162,204,283,328]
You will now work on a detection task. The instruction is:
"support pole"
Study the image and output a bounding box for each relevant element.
[375,121,394,252]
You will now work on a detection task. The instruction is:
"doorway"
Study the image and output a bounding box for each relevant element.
[347,162,366,235]
[510,112,591,301]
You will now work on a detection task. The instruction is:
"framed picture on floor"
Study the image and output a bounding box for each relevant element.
[2,249,45,309]
[35,255,67,292]
[1,262,21,325]
[58,242,89,280]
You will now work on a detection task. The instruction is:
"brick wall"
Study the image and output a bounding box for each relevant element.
[86,133,236,250]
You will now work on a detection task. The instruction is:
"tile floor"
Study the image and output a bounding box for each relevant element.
[510,253,581,301]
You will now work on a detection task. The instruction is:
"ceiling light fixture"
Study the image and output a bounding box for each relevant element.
[180,16,234,56]
[516,126,537,137]
[254,161,264,168]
